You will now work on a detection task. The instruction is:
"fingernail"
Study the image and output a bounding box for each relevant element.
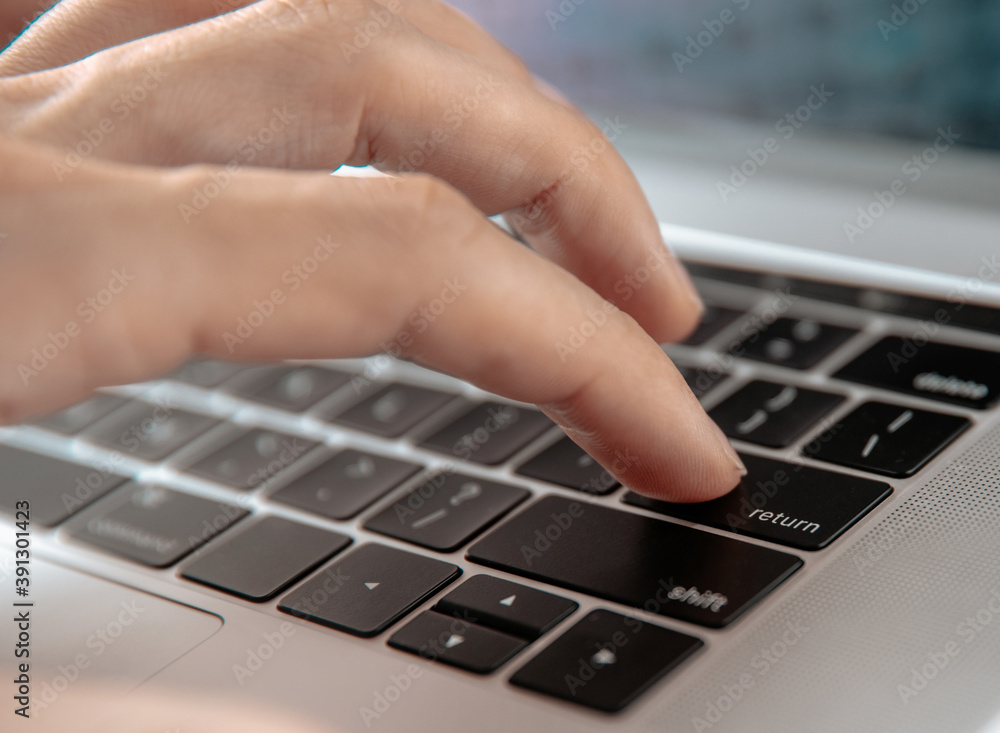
[669,250,704,315]
[655,236,704,315]
[711,421,748,477]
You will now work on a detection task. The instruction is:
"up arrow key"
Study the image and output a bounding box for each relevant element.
[499,595,516,607]
[364,582,380,590]
[445,634,465,649]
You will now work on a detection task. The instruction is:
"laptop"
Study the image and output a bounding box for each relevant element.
[3,1,1000,731]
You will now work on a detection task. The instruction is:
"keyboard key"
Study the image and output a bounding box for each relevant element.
[682,305,743,346]
[83,400,218,461]
[184,429,319,490]
[388,610,527,674]
[0,445,126,526]
[278,544,460,638]
[365,473,530,552]
[834,336,1000,409]
[623,454,892,551]
[66,484,248,567]
[676,365,728,399]
[169,359,245,387]
[229,366,351,412]
[435,575,578,640]
[517,437,618,495]
[709,381,845,448]
[330,383,456,437]
[730,318,856,369]
[467,496,802,628]
[181,516,351,601]
[33,393,127,435]
[510,609,703,712]
[420,402,554,465]
[271,450,421,520]
[804,402,970,477]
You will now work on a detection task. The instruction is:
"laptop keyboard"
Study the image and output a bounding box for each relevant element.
[183,429,321,491]
[2,268,998,714]
[271,449,422,520]
[364,472,531,552]
[729,317,858,369]
[709,380,846,447]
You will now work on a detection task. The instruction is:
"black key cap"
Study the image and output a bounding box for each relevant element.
[517,438,618,495]
[83,400,218,461]
[676,365,728,400]
[330,383,456,437]
[33,393,127,435]
[365,473,530,552]
[66,484,248,567]
[730,318,856,369]
[709,381,845,448]
[0,445,126,526]
[278,544,460,638]
[181,516,351,601]
[682,305,743,346]
[230,366,351,412]
[804,402,969,477]
[420,402,553,465]
[468,496,801,628]
[834,336,1000,409]
[435,575,577,639]
[624,454,892,551]
[184,429,319,490]
[271,450,420,520]
[388,610,526,674]
[510,609,703,712]
[169,359,245,387]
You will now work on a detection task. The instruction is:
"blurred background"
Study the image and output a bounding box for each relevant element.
[451,0,1000,150]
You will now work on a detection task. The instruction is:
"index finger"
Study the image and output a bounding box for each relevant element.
[0,139,742,501]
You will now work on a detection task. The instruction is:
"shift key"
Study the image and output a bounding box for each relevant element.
[467,497,801,628]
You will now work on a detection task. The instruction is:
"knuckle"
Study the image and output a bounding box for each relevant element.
[261,0,375,35]
[267,0,406,38]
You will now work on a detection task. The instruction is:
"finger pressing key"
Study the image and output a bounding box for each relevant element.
[0,139,743,501]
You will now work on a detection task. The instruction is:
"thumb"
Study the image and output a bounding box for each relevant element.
[27,682,332,733]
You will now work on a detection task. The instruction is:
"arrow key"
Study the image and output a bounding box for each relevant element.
[278,544,460,637]
[434,575,578,640]
[510,609,703,712]
[388,611,527,674]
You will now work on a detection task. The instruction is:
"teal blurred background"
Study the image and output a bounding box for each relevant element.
[450,0,1000,149]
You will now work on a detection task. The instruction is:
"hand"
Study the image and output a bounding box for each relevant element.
[0,0,746,501]
[19,682,334,732]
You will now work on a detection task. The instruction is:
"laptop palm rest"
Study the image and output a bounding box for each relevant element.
[6,556,222,722]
